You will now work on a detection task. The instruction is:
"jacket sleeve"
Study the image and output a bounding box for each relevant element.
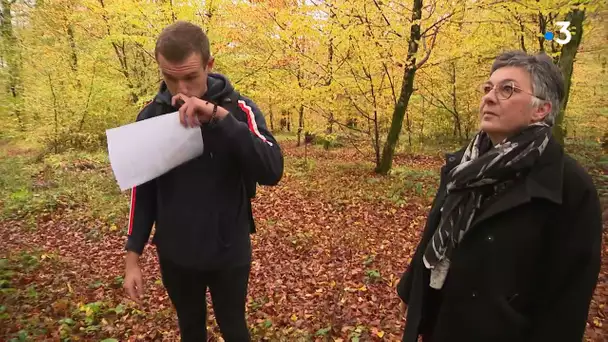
[528,183,602,341]
[397,260,414,304]
[125,181,156,254]
[397,167,446,304]
[215,96,284,185]
[397,174,447,304]
[124,106,157,255]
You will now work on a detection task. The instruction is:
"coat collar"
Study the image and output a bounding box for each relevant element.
[441,137,564,229]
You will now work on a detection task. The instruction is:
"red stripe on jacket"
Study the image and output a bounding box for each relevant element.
[237,100,273,146]
[128,187,136,235]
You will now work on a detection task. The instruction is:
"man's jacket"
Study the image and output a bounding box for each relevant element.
[125,73,284,270]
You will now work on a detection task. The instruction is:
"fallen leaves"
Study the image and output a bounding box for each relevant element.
[0,142,607,341]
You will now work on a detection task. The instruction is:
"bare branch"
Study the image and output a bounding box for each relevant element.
[420,11,455,37]
[263,7,286,31]
[334,78,374,121]
[233,50,276,85]
[371,0,403,38]
[135,42,155,61]
[304,104,369,134]
[417,82,459,119]
[344,51,373,105]
[422,1,437,21]
[415,24,439,69]
[78,61,98,131]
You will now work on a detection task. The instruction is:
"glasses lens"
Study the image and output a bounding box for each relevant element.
[498,82,514,99]
[481,83,493,94]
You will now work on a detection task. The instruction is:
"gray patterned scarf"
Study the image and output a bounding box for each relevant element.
[423,122,551,289]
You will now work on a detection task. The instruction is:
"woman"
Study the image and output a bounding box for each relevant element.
[397,51,602,342]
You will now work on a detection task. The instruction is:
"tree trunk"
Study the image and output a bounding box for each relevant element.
[375,0,423,175]
[537,12,547,52]
[450,62,463,140]
[553,8,585,145]
[98,0,139,104]
[168,0,177,23]
[373,107,380,166]
[297,104,304,147]
[48,74,59,153]
[1,0,24,130]
[269,102,274,132]
[406,108,412,146]
[517,15,526,52]
[67,24,78,73]
[419,96,425,143]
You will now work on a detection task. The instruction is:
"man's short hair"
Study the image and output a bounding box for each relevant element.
[490,51,565,126]
[155,21,211,64]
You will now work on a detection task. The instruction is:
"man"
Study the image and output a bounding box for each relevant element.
[123,21,283,342]
[397,51,602,342]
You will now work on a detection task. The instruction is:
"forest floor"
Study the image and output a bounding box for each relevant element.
[1,136,607,341]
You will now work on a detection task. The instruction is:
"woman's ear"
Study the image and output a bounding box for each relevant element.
[531,101,552,123]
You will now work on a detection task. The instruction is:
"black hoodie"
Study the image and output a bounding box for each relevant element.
[125,73,283,270]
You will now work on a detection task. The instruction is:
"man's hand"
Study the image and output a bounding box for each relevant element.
[171,93,228,128]
[124,252,144,304]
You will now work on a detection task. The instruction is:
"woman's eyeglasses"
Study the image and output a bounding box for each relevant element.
[479,81,544,101]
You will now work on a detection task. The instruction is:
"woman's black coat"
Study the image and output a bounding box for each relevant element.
[397,137,603,342]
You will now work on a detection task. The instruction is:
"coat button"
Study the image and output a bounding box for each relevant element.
[448,156,456,162]
[471,291,477,298]
[487,235,494,242]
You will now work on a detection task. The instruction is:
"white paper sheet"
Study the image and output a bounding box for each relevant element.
[105,111,204,191]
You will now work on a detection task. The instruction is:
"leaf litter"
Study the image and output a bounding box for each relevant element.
[1,143,606,341]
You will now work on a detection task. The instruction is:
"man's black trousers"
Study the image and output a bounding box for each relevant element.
[159,258,251,342]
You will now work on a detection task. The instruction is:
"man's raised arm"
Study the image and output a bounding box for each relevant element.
[215,96,284,185]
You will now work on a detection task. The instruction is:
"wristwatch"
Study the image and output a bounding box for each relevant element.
[208,103,219,127]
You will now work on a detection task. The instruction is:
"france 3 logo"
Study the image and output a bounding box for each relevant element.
[544,22,572,45]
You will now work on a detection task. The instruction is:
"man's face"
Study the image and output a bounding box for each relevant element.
[478,66,551,143]
[157,52,214,99]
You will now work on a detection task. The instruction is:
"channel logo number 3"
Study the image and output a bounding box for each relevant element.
[545,21,572,45]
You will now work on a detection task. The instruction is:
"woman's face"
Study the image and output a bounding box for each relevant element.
[478,66,551,144]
